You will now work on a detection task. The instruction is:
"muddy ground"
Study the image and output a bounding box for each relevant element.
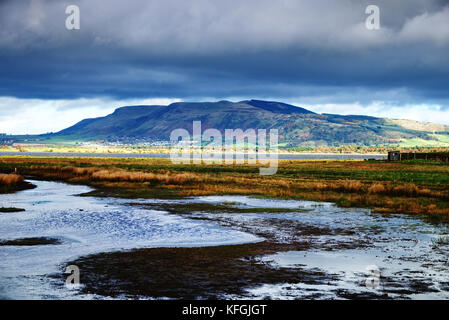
[66,198,449,299]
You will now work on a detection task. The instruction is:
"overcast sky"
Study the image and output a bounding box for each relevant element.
[1,0,449,134]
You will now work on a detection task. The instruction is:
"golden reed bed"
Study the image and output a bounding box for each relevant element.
[0,156,448,219]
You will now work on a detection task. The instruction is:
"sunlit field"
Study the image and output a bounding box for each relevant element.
[1,156,448,220]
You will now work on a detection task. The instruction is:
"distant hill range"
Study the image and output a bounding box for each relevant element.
[47,100,449,147]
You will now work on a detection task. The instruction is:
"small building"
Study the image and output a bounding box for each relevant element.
[388,151,401,161]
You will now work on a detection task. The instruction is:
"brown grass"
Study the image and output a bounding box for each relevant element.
[90,169,201,185]
[367,182,432,197]
[0,173,23,186]
[25,165,206,186]
[1,156,448,218]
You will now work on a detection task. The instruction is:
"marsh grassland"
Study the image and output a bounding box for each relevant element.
[2,156,449,299]
[0,172,35,194]
[1,156,448,220]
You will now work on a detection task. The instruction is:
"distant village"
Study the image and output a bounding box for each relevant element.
[0,133,14,146]
[0,133,174,149]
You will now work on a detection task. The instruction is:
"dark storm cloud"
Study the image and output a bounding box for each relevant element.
[1,0,449,105]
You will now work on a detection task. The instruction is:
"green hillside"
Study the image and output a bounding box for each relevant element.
[33,100,449,147]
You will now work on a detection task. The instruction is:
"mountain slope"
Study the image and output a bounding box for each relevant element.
[52,100,449,147]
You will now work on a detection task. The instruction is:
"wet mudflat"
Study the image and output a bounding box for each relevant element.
[0,180,258,299]
[74,196,449,299]
[1,181,449,299]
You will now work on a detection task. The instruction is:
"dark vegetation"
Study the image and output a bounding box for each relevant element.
[68,241,338,299]
[0,207,25,212]
[0,237,62,246]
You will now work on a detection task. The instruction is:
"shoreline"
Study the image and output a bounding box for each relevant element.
[0,151,387,160]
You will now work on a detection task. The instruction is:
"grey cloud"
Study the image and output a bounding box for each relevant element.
[0,0,448,106]
[2,0,448,51]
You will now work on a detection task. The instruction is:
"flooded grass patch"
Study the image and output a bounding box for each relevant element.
[129,201,310,215]
[67,241,339,299]
[0,237,62,246]
[0,207,25,212]
[79,186,182,199]
[432,235,449,246]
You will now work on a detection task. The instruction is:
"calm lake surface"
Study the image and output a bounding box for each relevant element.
[0,152,386,160]
[1,180,448,299]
